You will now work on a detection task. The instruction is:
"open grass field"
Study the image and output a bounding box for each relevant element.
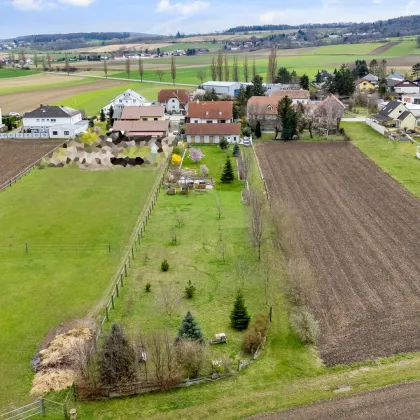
[312,43,386,55]
[256,140,420,366]
[380,40,418,56]
[0,68,38,78]
[0,138,61,185]
[0,164,159,409]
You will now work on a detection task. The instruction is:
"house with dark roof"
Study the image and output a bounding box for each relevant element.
[158,89,190,113]
[22,105,88,138]
[371,100,417,131]
[186,100,233,123]
[394,80,420,94]
[186,123,241,144]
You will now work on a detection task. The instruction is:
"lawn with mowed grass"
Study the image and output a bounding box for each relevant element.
[342,122,420,197]
[0,68,39,78]
[0,165,159,409]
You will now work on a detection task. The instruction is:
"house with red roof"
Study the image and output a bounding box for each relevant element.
[158,89,191,113]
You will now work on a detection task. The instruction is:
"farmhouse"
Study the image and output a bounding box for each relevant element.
[22,105,89,138]
[394,80,420,94]
[201,81,241,97]
[356,79,375,91]
[158,89,190,112]
[120,106,165,121]
[186,100,233,123]
[186,123,241,144]
[271,89,310,104]
[371,100,417,130]
[112,120,169,137]
[101,89,147,119]
[247,96,279,130]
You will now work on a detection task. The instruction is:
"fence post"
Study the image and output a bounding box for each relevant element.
[131,247,135,259]
[124,264,127,277]
[111,295,114,309]
[108,242,111,253]
[120,273,124,287]
[40,398,46,416]
[25,242,28,253]
[269,306,272,323]
[138,232,140,244]
[116,284,119,297]
[128,255,131,267]
[106,306,109,321]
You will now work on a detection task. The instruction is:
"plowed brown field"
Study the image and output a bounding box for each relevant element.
[0,138,61,185]
[256,141,420,365]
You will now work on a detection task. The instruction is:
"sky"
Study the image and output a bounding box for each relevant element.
[0,0,418,39]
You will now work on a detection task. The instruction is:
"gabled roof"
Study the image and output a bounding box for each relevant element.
[360,73,379,82]
[271,89,310,100]
[187,101,233,119]
[397,110,413,121]
[110,89,147,104]
[24,105,80,119]
[395,80,420,88]
[386,71,405,80]
[112,120,169,133]
[372,113,393,122]
[186,123,241,135]
[379,100,403,116]
[356,78,375,86]
[319,94,345,109]
[158,89,190,104]
[386,79,401,88]
[247,96,279,115]
[121,106,165,119]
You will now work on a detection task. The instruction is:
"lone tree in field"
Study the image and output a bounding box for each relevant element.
[216,51,223,81]
[224,55,230,81]
[211,57,217,80]
[232,56,239,81]
[220,156,235,184]
[64,53,70,75]
[103,58,108,78]
[100,108,106,122]
[252,59,257,79]
[230,290,250,330]
[243,55,249,82]
[170,55,177,84]
[197,69,206,83]
[33,52,38,68]
[138,57,144,81]
[176,311,204,343]
[99,323,136,386]
[156,69,164,82]
[267,47,277,84]
[125,58,131,79]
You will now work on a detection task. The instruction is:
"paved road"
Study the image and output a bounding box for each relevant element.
[249,381,420,420]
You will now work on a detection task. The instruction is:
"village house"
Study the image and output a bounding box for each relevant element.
[101,89,147,120]
[394,80,420,94]
[120,106,165,121]
[186,101,233,123]
[264,83,300,95]
[185,123,241,144]
[22,105,88,138]
[356,78,376,91]
[158,89,190,113]
[271,89,310,104]
[247,96,279,131]
[112,120,169,138]
[371,100,417,131]
[201,81,241,97]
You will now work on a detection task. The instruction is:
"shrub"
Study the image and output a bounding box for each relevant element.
[185,280,196,299]
[176,311,204,343]
[145,283,151,292]
[171,154,182,166]
[232,143,240,157]
[172,146,182,155]
[242,315,269,355]
[230,290,250,330]
[161,259,169,272]
[200,164,209,177]
[289,307,319,345]
[189,147,203,163]
[176,339,207,378]
[219,137,229,151]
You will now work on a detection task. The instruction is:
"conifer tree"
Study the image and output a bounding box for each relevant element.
[255,121,262,138]
[100,109,106,122]
[230,291,250,330]
[220,156,235,184]
[99,323,136,385]
[176,311,204,343]
[232,143,240,157]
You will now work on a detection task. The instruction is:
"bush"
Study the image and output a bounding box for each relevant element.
[242,315,269,355]
[173,146,182,155]
[232,143,240,157]
[176,339,207,378]
[289,306,319,345]
[145,283,151,292]
[172,154,182,166]
[219,137,229,151]
[161,259,169,272]
[200,164,209,177]
[185,280,196,299]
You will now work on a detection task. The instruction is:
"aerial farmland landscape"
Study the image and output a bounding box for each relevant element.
[4,4,420,420]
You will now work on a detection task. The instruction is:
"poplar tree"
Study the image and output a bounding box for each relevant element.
[243,55,249,82]
[224,56,229,81]
[138,57,144,81]
[171,55,176,84]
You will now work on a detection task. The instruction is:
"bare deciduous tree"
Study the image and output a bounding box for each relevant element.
[315,100,343,137]
[211,57,217,80]
[156,283,181,316]
[243,55,249,82]
[156,69,164,82]
[125,58,131,79]
[138,57,144,81]
[218,231,227,263]
[103,58,108,78]
[215,194,222,220]
[232,55,239,81]
[252,59,257,79]
[176,339,207,379]
[250,191,264,261]
[267,47,277,84]
[170,55,176,84]
[197,69,206,83]
[216,51,223,81]
[224,55,230,81]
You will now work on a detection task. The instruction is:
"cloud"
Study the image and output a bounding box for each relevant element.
[10,0,93,10]
[156,0,209,16]
[59,0,95,5]
[10,0,45,10]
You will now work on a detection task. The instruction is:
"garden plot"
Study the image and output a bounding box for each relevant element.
[256,141,420,366]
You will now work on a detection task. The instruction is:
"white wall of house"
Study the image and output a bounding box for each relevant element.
[49,122,88,138]
[23,115,83,132]
[402,94,420,104]
[202,82,241,96]
[186,134,240,144]
[189,117,232,123]
[166,97,181,112]
[395,85,420,94]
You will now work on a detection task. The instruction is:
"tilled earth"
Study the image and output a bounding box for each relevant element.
[256,141,420,365]
[0,138,61,186]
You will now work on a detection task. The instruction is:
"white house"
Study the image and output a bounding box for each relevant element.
[22,105,89,138]
[401,93,420,105]
[186,123,241,144]
[394,80,420,94]
[201,81,241,97]
[186,101,233,123]
[101,89,147,120]
[158,89,190,112]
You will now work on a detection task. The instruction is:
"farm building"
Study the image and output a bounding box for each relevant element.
[270,89,310,104]
[101,89,148,120]
[185,123,241,144]
[120,106,165,121]
[201,81,241,97]
[158,89,190,112]
[371,100,417,131]
[22,105,89,138]
[186,100,233,123]
[112,120,169,138]
[394,80,420,94]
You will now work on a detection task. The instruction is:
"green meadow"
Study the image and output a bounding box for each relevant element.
[0,68,39,78]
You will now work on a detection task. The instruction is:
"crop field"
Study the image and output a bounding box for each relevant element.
[312,43,386,55]
[0,138,61,185]
[0,68,38,78]
[256,141,420,366]
[0,162,159,408]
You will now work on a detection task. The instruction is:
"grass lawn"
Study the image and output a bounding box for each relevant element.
[312,43,386,55]
[0,165,159,409]
[380,40,418,56]
[54,82,188,115]
[0,68,39,78]
[342,122,420,197]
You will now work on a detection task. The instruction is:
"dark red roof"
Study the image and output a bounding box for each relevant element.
[187,101,233,119]
[158,89,190,104]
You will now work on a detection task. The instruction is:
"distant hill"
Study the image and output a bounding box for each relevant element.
[226,15,420,37]
[8,32,132,43]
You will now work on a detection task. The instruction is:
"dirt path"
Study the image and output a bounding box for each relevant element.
[369,41,401,55]
[256,141,420,365]
[250,381,420,420]
[0,79,127,114]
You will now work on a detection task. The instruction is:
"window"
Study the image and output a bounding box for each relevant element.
[172,99,176,102]
[233,136,237,141]
[36,119,40,122]
[133,99,136,103]
[154,117,158,121]
[119,100,123,103]
[207,121,212,123]
[194,120,199,123]
[64,131,70,135]
[51,119,56,122]
[142,118,147,121]
[415,99,420,104]
[41,119,45,122]
[52,131,58,135]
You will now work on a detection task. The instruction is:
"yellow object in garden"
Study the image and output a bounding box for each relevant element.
[172,153,182,165]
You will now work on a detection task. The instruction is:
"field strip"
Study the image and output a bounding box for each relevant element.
[370,41,401,55]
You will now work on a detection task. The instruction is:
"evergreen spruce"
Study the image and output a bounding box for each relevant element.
[99,323,136,386]
[230,290,250,330]
[219,136,229,151]
[100,109,106,122]
[255,121,262,138]
[176,311,204,343]
[220,156,235,184]
[232,143,240,157]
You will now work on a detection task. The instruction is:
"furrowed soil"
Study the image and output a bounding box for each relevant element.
[369,41,401,55]
[0,139,62,185]
[256,141,420,366]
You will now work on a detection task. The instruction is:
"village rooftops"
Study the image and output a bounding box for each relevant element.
[158,89,190,104]
[121,106,165,120]
[187,101,233,119]
[247,96,279,115]
[24,105,80,119]
[185,123,241,135]
[271,89,310,99]
[112,120,169,134]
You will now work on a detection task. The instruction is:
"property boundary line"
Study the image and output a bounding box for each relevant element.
[251,143,270,202]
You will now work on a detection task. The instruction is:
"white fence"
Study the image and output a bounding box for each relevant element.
[0,133,50,139]
[365,118,386,135]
